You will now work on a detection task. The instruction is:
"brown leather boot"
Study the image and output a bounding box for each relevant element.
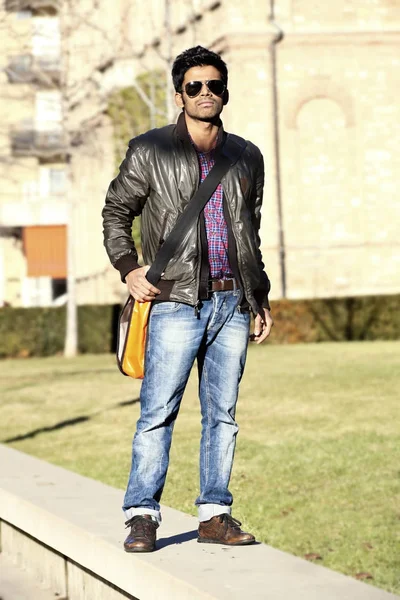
[124,515,159,552]
[198,514,255,546]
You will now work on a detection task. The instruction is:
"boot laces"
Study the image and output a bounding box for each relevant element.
[219,514,242,529]
[124,515,158,536]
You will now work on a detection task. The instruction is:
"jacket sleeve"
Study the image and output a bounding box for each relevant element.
[102,138,150,282]
[252,153,271,311]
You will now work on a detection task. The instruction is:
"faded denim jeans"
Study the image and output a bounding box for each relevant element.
[123,290,250,523]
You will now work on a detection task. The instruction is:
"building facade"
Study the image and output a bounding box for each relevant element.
[0,0,130,307]
[127,0,400,300]
[1,0,399,306]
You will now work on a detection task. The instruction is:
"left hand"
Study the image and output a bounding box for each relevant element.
[252,308,274,344]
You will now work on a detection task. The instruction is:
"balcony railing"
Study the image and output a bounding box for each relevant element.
[11,129,67,159]
[6,55,61,85]
[5,0,60,13]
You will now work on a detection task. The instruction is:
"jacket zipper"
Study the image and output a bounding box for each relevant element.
[192,149,203,313]
[158,212,169,248]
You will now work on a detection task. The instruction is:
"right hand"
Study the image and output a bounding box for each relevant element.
[126,266,161,303]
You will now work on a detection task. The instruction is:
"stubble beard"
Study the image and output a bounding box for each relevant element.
[183,99,223,124]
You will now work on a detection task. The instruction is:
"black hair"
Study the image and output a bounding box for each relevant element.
[172,45,228,92]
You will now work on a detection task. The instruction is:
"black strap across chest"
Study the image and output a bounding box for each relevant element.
[146,134,247,287]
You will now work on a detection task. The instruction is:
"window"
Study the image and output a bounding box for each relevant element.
[52,278,67,300]
[9,54,32,73]
[35,90,62,131]
[49,169,66,195]
[16,10,32,19]
[32,16,60,59]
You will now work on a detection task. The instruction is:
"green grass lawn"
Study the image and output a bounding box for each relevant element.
[1,341,399,594]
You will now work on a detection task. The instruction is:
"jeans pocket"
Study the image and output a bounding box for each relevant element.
[150,301,182,315]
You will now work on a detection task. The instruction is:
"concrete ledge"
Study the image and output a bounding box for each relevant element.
[0,445,398,600]
[1,521,67,596]
[0,553,60,600]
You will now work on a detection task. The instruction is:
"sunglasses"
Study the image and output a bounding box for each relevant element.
[182,79,226,98]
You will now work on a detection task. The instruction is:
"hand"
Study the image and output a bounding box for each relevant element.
[252,308,274,344]
[126,266,161,303]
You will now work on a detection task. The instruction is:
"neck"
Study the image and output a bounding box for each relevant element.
[184,112,220,152]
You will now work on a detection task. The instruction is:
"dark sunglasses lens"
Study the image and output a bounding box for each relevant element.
[185,81,202,97]
[207,80,225,96]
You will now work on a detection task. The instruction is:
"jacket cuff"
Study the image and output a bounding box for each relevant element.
[115,254,140,283]
[253,271,271,311]
[254,288,271,311]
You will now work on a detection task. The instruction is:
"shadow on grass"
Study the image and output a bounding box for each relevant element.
[4,416,90,443]
[2,397,140,444]
[157,530,198,549]
[118,398,140,407]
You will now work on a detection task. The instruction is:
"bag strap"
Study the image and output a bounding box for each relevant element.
[146,133,247,286]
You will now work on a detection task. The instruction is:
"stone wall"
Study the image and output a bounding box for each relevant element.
[126,0,400,300]
[1,0,399,304]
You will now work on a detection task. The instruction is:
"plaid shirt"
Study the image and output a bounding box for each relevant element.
[197,148,233,279]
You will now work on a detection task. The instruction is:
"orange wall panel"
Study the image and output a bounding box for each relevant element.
[23,225,67,278]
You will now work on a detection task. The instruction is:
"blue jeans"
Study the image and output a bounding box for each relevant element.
[123,290,250,523]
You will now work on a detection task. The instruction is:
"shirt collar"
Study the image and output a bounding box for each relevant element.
[176,111,225,150]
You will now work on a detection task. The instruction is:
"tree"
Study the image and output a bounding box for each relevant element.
[0,0,135,355]
[0,0,195,353]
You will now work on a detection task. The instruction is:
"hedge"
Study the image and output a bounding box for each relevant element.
[0,295,399,358]
[268,295,400,344]
[0,305,120,358]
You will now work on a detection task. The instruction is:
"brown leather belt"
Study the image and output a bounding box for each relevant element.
[209,278,237,292]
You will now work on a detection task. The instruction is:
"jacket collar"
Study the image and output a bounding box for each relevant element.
[175,111,225,148]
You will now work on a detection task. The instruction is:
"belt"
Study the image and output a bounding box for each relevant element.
[208,278,237,292]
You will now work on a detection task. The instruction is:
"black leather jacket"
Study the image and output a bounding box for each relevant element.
[102,113,271,314]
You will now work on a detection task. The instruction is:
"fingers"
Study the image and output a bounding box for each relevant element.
[255,322,271,344]
[142,266,162,296]
[126,266,161,303]
[131,289,157,303]
[253,309,274,344]
[253,314,263,337]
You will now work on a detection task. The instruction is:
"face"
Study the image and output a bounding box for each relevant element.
[175,65,226,122]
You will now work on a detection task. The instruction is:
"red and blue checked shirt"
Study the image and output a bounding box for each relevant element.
[196,148,233,279]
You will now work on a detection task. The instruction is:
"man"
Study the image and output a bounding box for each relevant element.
[102,45,273,552]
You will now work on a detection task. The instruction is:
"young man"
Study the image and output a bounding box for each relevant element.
[102,46,273,552]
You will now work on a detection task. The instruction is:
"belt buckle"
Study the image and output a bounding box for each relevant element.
[208,278,222,293]
[223,277,236,291]
[208,279,218,293]
[208,277,236,293]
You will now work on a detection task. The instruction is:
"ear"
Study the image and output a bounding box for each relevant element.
[175,92,184,109]
[223,88,229,106]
